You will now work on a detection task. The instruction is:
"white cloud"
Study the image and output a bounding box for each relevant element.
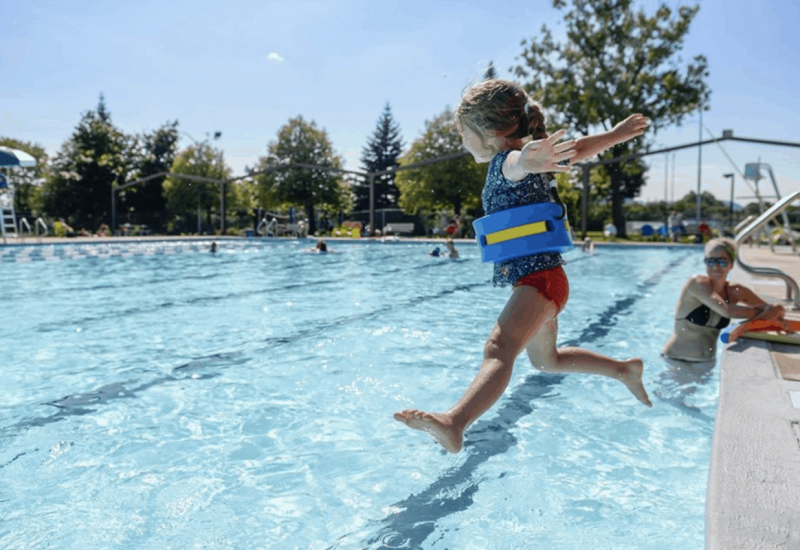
[267,52,284,63]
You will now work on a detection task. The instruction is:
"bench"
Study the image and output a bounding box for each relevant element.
[384,222,415,235]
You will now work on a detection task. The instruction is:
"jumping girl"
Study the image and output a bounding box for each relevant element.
[394,79,652,453]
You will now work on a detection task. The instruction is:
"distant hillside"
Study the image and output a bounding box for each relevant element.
[720,201,745,211]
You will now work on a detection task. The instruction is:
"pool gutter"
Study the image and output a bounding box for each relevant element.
[707,245,800,549]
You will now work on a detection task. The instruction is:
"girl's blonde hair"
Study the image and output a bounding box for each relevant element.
[705,237,736,262]
[454,79,548,148]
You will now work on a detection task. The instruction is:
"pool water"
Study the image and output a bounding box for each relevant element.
[0,239,714,549]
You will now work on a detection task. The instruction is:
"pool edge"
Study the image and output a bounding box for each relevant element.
[708,246,800,549]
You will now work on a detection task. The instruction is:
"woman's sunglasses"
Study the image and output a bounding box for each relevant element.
[704,257,730,268]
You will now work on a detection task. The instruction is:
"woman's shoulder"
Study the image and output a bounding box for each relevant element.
[726,281,752,297]
[683,274,712,293]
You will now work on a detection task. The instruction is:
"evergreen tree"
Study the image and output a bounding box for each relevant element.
[356,103,405,211]
[42,94,131,230]
[513,0,709,237]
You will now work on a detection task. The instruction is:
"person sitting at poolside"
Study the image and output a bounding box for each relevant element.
[445,215,462,238]
[662,237,786,363]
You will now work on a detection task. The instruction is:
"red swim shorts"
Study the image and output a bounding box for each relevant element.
[514,265,569,313]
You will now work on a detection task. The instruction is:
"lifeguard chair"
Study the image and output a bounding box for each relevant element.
[0,146,37,242]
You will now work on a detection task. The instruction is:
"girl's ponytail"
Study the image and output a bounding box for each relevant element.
[524,102,548,142]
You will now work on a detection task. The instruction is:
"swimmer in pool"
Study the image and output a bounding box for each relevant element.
[394,79,652,453]
[303,239,330,254]
[662,237,786,364]
[444,238,459,259]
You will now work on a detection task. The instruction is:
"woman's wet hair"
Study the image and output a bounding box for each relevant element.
[454,79,548,147]
[705,237,736,262]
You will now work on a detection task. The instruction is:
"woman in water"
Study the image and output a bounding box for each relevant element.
[394,79,652,453]
[662,237,785,363]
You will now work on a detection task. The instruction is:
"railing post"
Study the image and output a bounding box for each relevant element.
[368,173,375,238]
[581,165,589,240]
[111,187,116,236]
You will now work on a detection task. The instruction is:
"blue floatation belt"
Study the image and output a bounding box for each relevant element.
[473,201,574,263]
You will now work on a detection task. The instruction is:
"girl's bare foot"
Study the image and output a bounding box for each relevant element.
[393,409,464,453]
[617,359,652,407]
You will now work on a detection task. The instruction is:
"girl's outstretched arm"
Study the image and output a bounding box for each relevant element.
[502,129,577,182]
[569,114,650,164]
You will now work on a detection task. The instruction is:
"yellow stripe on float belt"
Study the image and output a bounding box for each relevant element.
[485,221,548,245]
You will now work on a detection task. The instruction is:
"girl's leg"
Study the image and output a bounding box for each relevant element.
[525,317,652,406]
[394,285,558,453]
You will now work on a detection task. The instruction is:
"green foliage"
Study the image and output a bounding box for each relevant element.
[53,221,67,237]
[513,0,709,237]
[163,141,231,230]
[42,94,131,230]
[123,121,179,214]
[395,109,485,216]
[0,137,49,216]
[254,116,347,235]
[672,191,729,221]
[356,103,404,211]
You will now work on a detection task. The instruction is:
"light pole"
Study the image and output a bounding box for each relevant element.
[696,103,703,224]
[723,173,734,234]
[180,131,222,235]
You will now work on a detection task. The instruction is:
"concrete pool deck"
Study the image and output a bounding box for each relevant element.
[707,244,800,550]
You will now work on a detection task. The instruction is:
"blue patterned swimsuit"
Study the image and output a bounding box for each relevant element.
[482,149,565,287]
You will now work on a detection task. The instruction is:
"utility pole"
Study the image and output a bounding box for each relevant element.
[696,104,703,223]
[723,172,734,233]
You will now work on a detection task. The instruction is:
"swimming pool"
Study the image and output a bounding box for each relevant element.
[0,239,714,549]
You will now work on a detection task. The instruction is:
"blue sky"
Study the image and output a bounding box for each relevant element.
[2,0,799,207]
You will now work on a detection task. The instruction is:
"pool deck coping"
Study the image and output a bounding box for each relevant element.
[707,245,800,549]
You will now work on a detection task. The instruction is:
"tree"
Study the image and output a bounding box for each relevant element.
[42,94,131,230]
[395,109,485,217]
[484,61,498,80]
[513,0,709,237]
[254,116,346,235]
[163,140,231,233]
[356,103,405,212]
[123,121,179,215]
[0,137,49,217]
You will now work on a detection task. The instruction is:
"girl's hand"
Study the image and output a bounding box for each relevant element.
[518,129,577,174]
[611,114,649,145]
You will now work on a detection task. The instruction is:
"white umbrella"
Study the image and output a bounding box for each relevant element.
[0,146,37,167]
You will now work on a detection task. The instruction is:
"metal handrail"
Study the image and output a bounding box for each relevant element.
[35,217,48,238]
[18,217,31,239]
[735,190,800,308]
[734,215,756,234]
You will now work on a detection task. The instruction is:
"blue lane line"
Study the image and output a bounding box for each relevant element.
[340,252,693,550]
[0,279,488,440]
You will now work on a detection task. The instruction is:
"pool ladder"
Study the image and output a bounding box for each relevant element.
[734,189,800,309]
[0,193,17,243]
